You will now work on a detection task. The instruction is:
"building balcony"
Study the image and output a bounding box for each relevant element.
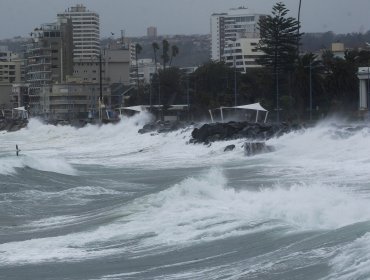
[26,62,52,68]
[44,100,88,105]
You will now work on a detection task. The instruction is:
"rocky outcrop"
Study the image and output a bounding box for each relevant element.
[0,119,28,132]
[138,121,192,134]
[224,144,236,152]
[191,121,303,144]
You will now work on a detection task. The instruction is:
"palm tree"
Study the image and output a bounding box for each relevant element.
[169,45,179,66]
[161,40,170,69]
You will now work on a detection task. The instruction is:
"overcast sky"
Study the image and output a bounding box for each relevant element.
[1,0,370,39]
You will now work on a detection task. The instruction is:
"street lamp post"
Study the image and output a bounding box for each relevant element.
[309,60,313,121]
[276,69,280,123]
[234,55,237,107]
[186,76,190,121]
[297,0,302,54]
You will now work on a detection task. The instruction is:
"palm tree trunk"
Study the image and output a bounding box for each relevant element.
[154,50,158,72]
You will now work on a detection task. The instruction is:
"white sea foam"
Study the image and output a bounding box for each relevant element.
[326,232,370,280]
[3,116,370,269]
[119,169,370,251]
[0,113,246,174]
[3,114,370,180]
[266,121,370,184]
[2,168,370,266]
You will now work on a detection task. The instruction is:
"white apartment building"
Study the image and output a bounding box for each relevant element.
[211,7,266,69]
[223,37,264,73]
[58,4,100,60]
[130,58,159,86]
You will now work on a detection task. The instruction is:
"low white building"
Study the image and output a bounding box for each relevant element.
[130,58,160,86]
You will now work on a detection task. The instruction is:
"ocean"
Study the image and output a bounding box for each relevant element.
[1,113,370,280]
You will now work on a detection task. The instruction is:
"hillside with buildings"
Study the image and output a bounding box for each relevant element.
[0,3,369,123]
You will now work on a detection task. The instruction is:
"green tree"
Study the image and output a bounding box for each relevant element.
[258,2,303,121]
[291,53,325,120]
[190,61,235,117]
[159,67,184,107]
[238,68,273,109]
[324,52,359,110]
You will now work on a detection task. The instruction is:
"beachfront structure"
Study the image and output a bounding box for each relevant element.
[358,67,370,111]
[209,102,269,123]
[119,104,189,121]
[11,84,30,109]
[58,4,100,60]
[24,17,74,115]
[39,82,110,120]
[211,7,265,64]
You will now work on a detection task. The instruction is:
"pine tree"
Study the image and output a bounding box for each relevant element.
[257,2,303,121]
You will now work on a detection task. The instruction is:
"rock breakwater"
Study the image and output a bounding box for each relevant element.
[191,121,303,144]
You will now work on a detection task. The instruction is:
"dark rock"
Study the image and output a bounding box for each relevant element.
[139,121,191,134]
[191,121,303,144]
[224,144,236,152]
[0,119,28,132]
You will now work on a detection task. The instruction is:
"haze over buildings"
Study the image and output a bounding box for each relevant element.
[0,1,369,121]
[0,0,369,40]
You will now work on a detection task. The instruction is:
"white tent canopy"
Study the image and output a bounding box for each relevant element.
[233,103,267,112]
[118,104,189,114]
[13,106,27,111]
[209,102,269,123]
[118,105,148,113]
[12,106,29,119]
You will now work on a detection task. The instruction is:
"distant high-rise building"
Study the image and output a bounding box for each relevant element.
[58,4,100,60]
[147,26,157,38]
[210,7,266,66]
